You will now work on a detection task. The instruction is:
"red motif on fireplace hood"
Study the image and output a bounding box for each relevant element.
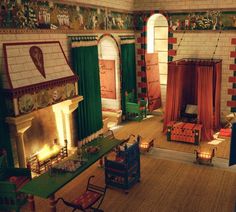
[29,46,46,79]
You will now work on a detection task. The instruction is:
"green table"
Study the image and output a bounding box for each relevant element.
[20,136,124,212]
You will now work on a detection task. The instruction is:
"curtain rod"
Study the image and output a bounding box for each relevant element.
[170,58,222,64]
[69,35,98,42]
[119,35,135,40]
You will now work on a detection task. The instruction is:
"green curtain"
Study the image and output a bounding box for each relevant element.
[0,80,13,166]
[71,45,103,140]
[121,43,137,114]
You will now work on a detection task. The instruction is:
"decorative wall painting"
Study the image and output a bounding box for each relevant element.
[134,10,236,31]
[99,60,116,99]
[0,0,134,31]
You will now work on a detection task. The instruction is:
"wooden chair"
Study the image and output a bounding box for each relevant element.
[125,91,147,121]
[55,175,107,211]
[104,139,141,193]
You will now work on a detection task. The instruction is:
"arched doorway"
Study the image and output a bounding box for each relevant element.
[147,14,168,106]
[98,34,121,127]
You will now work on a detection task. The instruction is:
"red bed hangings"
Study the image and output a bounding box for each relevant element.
[163,58,222,141]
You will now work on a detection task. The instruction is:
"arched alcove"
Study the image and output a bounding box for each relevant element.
[98,35,121,111]
[147,14,168,106]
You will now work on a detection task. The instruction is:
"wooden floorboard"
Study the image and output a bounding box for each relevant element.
[20,156,236,212]
[20,115,236,212]
[114,115,230,159]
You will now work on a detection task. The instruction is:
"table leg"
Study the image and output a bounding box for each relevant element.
[49,194,57,212]
[99,157,104,168]
[28,194,35,212]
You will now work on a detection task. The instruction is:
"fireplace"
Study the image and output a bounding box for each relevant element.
[27,139,68,174]
[2,41,83,168]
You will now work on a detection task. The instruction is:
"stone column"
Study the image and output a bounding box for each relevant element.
[52,96,83,149]
[61,96,83,148]
[6,114,34,168]
[52,104,65,146]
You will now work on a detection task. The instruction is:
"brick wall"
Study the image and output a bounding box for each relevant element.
[172,31,235,114]
[134,0,236,11]
[65,0,134,10]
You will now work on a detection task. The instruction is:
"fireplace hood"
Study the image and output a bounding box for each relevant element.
[2,41,79,117]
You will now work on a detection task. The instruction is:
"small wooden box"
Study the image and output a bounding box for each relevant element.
[167,121,202,145]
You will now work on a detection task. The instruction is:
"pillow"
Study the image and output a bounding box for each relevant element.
[185,104,198,115]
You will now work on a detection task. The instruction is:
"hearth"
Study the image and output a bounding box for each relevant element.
[27,139,68,174]
[2,41,83,167]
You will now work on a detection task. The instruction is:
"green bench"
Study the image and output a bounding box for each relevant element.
[0,150,31,212]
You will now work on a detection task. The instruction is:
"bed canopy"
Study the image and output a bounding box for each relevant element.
[163,58,222,141]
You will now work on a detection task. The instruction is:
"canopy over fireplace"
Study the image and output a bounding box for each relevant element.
[2,41,79,116]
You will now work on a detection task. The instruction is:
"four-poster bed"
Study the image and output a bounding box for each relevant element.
[163,58,222,142]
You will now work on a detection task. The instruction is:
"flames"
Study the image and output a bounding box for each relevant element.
[36,144,60,162]
[198,152,211,159]
[140,142,149,149]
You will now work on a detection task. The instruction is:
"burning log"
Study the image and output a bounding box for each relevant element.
[27,139,68,175]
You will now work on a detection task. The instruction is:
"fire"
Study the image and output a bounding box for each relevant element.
[37,144,60,162]
[140,142,149,149]
[198,152,211,159]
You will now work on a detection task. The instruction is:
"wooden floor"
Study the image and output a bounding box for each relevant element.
[21,156,236,212]
[114,115,230,159]
[21,115,236,212]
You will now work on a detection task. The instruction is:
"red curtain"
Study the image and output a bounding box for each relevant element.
[181,63,198,107]
[163,63,184,131]
[164,59,221,141]
[197,65,214,141]
[213,61,222,130]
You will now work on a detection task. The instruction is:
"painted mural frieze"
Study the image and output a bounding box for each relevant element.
[107,10,134,30]
[134,12,151,30]
[0,0,133,31]
[134,10,236,31]
[168,11,236,31]
[16,83,76,115]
